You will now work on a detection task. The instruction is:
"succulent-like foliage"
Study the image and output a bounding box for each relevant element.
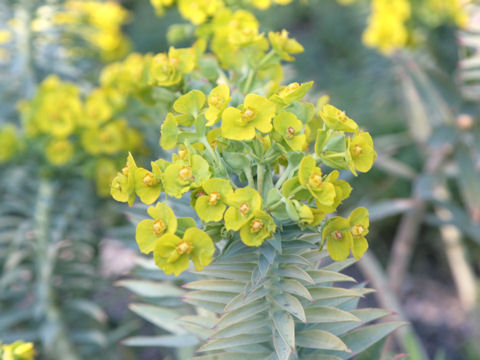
[0,168,121,360]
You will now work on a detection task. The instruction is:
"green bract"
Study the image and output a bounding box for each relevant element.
[136,202,178,254]
[153,228,214,276]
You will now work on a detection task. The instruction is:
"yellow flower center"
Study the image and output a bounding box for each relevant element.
[176,240,194,255]
[239,202,250,216]
[208,192,221,205]
[152,219,166,236]
[178,166,193,181]
[143,173,155,187]
[308,173,322,188]
[122,166,129,176]
[352,144,363,157]
[337,110,347,123]
[100,131,111,142]
[351,224,365,237]
[334,230,343,241]
[209,94,222,107]
[286,126,295,139]
[242,27,253,36]
[240,107,256,124]
[250,219,264,233]
[178,148,188,160]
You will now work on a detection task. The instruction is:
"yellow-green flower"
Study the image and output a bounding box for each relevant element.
[163,154,211,198]
[319,104,358,132]
[154,228,214,276]
[319,170,352,212]
[173,90,206,126]
[136,202,177,254]
[45,138,74,166]
[111,152,137,206]
[149,47,195,87]
[195,178,234,222]
[323,207,370,261]
[239,210,276,246]
[348,207,369,260]
[323,217,353,261]
[82,88,113,128]
[135,162,163,205]
[268,29,304,61]
[298,155,335,208]
[224,187,262,231]
[221,94,275,140]
[178,0,224,25]
[273,111,306,151]
[291,200,325,227]
[0,125,22,163]
[0,341,35,360]
[347,132,377,175]
[270,81,313,106]
[205,84,231,126]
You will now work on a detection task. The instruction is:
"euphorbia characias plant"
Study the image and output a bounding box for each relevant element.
[110,1,403,358]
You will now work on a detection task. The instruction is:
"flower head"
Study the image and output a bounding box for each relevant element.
[136,202,178,254]
[195,178,234,222]
[319,104,358,132]
[111,152,137,206]
[347,132,377,175]
[298,155,335,208]
[221,94,275,140]
[154,228,215,276]
[239,210,276,246]
[273,111,306,151]
[224,187,263,231]
[163,154,211,198]
[205,84,231,126]
[134,162,163,205]
[268,29,304,61]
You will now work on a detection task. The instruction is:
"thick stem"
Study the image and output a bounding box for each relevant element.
[34,180,79,360]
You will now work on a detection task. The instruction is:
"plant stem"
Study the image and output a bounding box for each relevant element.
[257,164,265,197]
[34,179,79,360]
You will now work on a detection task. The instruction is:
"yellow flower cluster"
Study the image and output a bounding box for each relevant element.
[360,0,468,54]
[54,0,131,61]
[363,0,411,55]
[12,75,144,196]
[0,341,34,360]
[151,0,293,17]
[112,70,377,274]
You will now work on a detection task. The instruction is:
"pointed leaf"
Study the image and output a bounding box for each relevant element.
[278,279,313,301]
[305,306,360,323]
[296,329,350,352]
[273,293,306,322]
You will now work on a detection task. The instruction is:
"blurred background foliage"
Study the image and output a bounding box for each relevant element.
[1,0,479,359]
